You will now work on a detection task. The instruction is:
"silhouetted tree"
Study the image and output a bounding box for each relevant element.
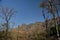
[0,7,15,40]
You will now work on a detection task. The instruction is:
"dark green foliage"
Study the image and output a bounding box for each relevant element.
[50,24,60,36]
[50,26,57,36]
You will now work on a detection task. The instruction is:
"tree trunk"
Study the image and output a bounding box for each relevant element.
[5,20,9,40]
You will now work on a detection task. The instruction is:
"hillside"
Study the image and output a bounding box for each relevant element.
[11,22,46,40]
[11,18,59,40]
[0,18,60,40]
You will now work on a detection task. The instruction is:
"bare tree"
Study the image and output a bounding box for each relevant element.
[0,7,15,40]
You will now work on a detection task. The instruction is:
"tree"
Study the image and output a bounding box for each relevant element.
[40,1,49,40]
[0,7,15,40]
[40,0,60,40]
[48,0,60,40]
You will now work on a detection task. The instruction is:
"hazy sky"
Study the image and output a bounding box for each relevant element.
[0,0,44,26]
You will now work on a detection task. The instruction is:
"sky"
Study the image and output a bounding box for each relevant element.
[0,0,44,27]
